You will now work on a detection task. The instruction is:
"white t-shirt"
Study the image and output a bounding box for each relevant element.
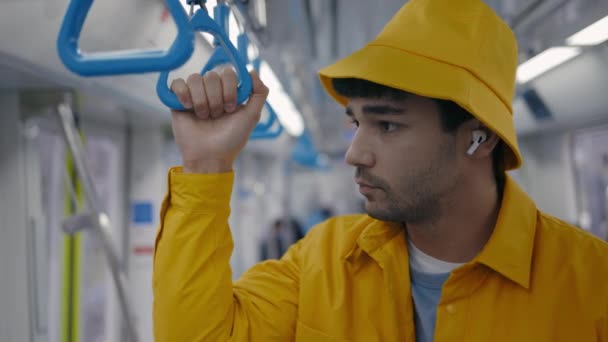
[407,239,465,274]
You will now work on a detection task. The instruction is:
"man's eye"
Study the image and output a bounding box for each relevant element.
[380,121,399,132]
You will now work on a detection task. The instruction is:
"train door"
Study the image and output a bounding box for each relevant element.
[22,100,127,342]
[573,125,608,240]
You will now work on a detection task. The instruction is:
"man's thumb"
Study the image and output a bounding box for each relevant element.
[244,70,270,117]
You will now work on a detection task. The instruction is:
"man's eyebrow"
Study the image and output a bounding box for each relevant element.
[362,105,406,115]
[345,105,406,117]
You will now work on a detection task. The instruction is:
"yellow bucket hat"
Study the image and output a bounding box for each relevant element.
[318,0,522,170]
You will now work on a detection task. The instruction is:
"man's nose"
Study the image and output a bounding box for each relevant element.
[345,131,375,168]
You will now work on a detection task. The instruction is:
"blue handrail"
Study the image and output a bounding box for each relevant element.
[210,3,230,47]
[253,104,277,133]
[57,0,194,76]
[291,130,329,170]
[235,32,282,138]
[156,3,252,109]
[237,32,249,63]
[250,104,284,139]
[201,4,231,74]
[250,57,282,138]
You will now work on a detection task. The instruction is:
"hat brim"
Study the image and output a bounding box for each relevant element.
[318,44,522,170]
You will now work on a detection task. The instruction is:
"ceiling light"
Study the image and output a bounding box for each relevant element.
[259,61,304,136]
[516,47,581,83]
[566,15,608,46]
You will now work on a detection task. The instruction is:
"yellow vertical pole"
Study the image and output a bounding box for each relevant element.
[61,112,84,342]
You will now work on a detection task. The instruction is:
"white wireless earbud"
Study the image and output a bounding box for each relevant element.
[466,130,487,155]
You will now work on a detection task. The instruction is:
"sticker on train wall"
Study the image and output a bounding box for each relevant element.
[133,245,154,255]
[132,202,154,225]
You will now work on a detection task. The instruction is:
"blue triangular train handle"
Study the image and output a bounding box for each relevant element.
[249,58,280,134]
[210,3,229,47]
[253,104,277,133]
[237,33,249,63]
[201,49,232,74]
[200,3,231,74]
[235,33,280,136]
[57,0,194,76]
[291,130,327,169]
[156,6,252,110]
[250,104,284,140]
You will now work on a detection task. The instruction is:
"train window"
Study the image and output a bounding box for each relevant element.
[573,126,608,240]
[252,0,267,29]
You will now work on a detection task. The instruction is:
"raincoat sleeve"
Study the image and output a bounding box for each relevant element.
[153,167,301,341]
[599,310,607,341]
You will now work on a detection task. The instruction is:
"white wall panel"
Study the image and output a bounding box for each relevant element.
[0,91,31,342]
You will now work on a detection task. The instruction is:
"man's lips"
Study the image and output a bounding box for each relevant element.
[355,179,376,188]
[355,179,380,194]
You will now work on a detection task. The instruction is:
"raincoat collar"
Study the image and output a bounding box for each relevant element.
[344,175,537,289]
[474,176,537,289]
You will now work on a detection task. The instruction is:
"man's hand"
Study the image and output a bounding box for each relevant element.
[170,68,269,173]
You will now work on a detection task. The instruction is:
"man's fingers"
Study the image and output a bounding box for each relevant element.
[251,70,269,97]
[170,78,192,110]
[187,74,209,119]
[221,68,238,113]
[244,71,270,121]
[202,71,224,118]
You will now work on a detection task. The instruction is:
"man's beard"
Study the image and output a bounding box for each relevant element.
[361,175,443,224]
[356,143,456,224]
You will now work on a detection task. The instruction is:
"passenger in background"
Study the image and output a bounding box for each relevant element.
[303,206,334,234]
[153,0,608,341]
[259,218,304,260]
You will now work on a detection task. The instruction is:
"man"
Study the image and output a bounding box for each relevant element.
[153,0,608,341]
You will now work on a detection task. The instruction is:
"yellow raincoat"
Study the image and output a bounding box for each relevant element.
[153,167,608,341]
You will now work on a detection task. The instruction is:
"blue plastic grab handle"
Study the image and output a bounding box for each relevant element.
[157,6,252,110]
[237,33,250,63]
[291,130,328,169]
[235,34,280,138]
[253,103,277,133]
[252,58,261,73]
[200,5,233,74]
[57,0,194,76]
[211,3,230,47]
[250,104,283,140]
[201,48,231,74]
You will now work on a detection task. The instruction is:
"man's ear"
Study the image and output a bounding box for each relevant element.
[467,125,500,158]
[462,121,499,158]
